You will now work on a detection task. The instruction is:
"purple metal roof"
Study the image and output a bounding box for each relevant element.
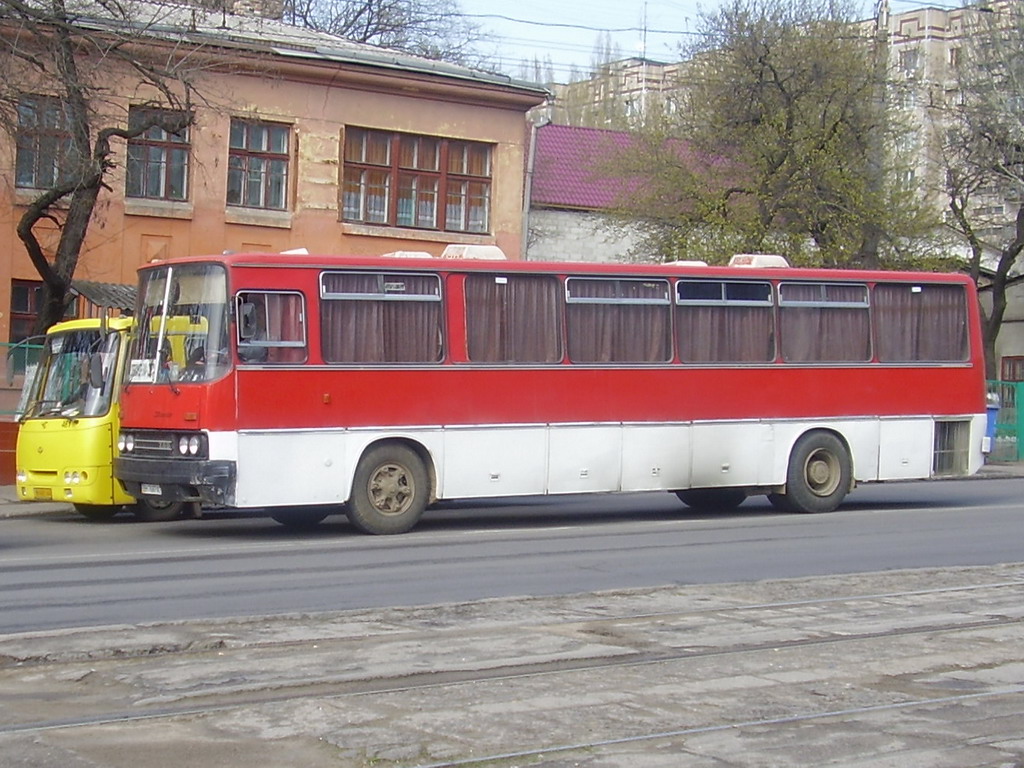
[531,124,634,211]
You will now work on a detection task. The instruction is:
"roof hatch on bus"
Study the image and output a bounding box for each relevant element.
[440,244,507,260]
[729,253,790,268]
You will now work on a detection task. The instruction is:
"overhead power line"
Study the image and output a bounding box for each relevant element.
[461,12,699,36]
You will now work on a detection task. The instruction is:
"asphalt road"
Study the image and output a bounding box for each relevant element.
[1,477,1022,635]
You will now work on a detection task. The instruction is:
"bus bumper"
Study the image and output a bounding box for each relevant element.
[115,456,236,506]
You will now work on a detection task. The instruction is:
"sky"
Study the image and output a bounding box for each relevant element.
[457,0,949,82]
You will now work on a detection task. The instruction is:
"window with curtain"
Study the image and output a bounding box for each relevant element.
[343,127,492,233]
[566,278,671,363]
[465,274,562,363]
[779,282,870,363]
[873,283,968,362]
[676,280,775,363]
[236,291,306,364]
[320,272,442,363]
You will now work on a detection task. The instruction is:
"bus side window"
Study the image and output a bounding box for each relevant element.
[236,291,306,364]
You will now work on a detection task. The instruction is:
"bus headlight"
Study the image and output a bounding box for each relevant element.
[118,434,135,453]
[178,435,201,455]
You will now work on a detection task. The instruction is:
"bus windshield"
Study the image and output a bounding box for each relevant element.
[22,329,120,419]
[127,263,229,385]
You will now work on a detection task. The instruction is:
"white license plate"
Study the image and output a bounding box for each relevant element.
[141,483,162,496]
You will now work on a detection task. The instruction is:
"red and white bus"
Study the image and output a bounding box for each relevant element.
[114,252,987,533]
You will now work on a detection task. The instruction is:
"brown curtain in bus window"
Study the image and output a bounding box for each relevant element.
[567,280,670,363]
[265,293,305,363]
[321,273,441,363]
[465,275,561,362]
[874,283,967,362]
[677,305,774,362]
[780,284,870,362]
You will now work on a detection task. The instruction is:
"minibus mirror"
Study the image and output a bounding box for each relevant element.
[88,352,105,389]
[239,302,257,340]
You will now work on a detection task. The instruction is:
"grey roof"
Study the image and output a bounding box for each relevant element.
[71,280,137,311]
[57,0,548,96]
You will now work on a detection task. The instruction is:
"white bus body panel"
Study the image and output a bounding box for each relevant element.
[547,425,622,494]
[443,425,548,498]
[878,418,935,480]
[621,424,692,491]
[221,413,986,508]
[690,422,774,488]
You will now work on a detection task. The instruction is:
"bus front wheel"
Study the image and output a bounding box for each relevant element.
[780,431,851,514]
[132,498,185,522]
[347,444,429,535]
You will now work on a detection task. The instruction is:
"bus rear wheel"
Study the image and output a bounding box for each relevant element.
[675,488,747,511]
[132,498,185,522]
[74,503,121,521]
[347,444,429,535]
[780,431,851,514]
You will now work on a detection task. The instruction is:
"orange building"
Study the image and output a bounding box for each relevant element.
[0,3,547,345]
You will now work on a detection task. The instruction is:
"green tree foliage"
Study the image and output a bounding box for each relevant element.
[604,0,939,267]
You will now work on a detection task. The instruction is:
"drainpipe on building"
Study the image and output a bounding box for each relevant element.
[522,108,551,260]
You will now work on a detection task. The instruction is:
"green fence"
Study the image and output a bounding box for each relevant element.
[988,380,1024,462]
[1,341,43,418]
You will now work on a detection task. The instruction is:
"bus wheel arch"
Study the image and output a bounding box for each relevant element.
[775,429,853,514]
[346,439,434,535]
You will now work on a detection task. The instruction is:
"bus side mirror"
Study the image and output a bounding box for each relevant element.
[239,302,258,341]
[88,352,105,389]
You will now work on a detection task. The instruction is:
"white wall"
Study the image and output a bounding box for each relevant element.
[526,209,644,263]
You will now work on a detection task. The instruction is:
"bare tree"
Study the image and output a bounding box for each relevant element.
[937,5,1024,378]
[283,0,485,65]
[0,0,200,332]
